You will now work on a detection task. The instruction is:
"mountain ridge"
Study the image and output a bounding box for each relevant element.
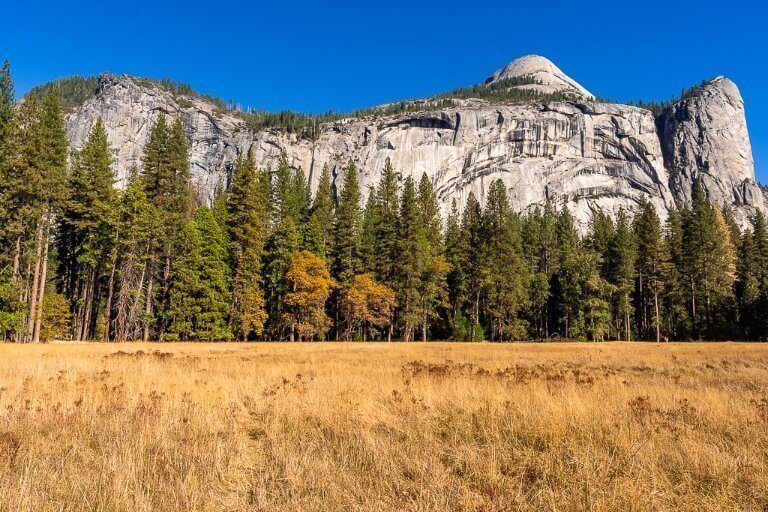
[51,56,767,230]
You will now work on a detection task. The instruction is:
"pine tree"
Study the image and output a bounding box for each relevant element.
[664,208,691,338]
[553,206,581,338]
[331,160,363,284]
[140,114,192,340]
[227,152,269,340]
[113,173,160,342]
[0,60,13,169]
[395,177,422,341]
[373,158,400,284]
[416,173,448,341]
[305,164,335,261]
[360,187,378,272]
[481,179,528,341]
[607,210,636,341]
[57,119,116,340]
[460,192,484,341]
[168,206,232,341]
[684,182,736,338]
[633,198,667,342]
[23,87,68,342]
[521,202,558,338]
[444,199,468,339]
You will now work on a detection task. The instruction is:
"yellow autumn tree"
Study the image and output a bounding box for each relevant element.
[283,251,335,341]
[342,273,396,341]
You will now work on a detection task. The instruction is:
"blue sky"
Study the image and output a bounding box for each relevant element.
[2,0,766,181]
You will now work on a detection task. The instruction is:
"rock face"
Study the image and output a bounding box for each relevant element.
[66,74,252,198]
[485,55,594,99]
[63,56,766,230]
[659,76,766,225]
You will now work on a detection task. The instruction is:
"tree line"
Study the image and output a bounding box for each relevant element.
[2,60,768,342]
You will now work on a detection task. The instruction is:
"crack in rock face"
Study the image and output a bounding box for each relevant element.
[64,62,767,232]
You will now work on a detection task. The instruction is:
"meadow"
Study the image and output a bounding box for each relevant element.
[1,341,767,511]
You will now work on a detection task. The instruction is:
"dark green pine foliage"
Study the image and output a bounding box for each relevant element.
[682,181,736,338]
[633,198,667,342]
[360,186,378,272]
[0,60,13,168]
[737,212,768,339]
[140,114,193,340]
[332,160,363,286]
[372,159,401,284]
[0,60,20,340]
[460,192,484,341]
[305,164,335,261]
[521,202,558,338]
[264,156,301,338]
[415,173,447,341]
[395,176,422,341]
[57,119,117,340]
[227,152,269,340]
[607,210,637,341]
[168,206,232,341]
[444,199,468,339]
[663,208,691,339]
[113,171,160,342]
[481,179,528,341]
[553,206,581,338]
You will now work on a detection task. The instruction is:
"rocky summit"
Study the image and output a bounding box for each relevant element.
[63,56,767,229]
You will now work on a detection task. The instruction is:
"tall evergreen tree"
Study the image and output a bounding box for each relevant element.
[395,177,422,341]
[633,198,667,342]
[113,172,160,342]
[168,206,232,341]
[373,159,400,284]
[305,164,335,261]
[416,173,448,341]
[140,114,192,340]
[444,199,467,339]
[607,210,637,341]
[227,151,269,340]
[481,179,528,341]
[57,119,116,340]
[460,192,484,341]
[332,160,363,287]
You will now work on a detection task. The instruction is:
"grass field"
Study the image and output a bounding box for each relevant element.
[1,342,767,511]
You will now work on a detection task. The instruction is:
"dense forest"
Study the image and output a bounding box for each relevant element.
[2,60,767,343]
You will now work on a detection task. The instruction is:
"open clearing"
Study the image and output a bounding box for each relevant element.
[1,342,767,511]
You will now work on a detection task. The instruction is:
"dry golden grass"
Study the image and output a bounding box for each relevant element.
[1,342,768,511]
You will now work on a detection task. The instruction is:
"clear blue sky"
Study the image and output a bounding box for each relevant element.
[2,0,766,181]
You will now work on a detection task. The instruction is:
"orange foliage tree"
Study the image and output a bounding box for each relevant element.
[283,251,336,341]
[341,273,396,341]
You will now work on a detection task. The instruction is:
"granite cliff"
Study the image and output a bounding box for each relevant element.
[62,55,766,228]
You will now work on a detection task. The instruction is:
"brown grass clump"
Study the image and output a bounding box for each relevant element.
[1,342,768,511]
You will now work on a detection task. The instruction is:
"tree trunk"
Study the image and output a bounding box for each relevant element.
[142,262,154,342]
[32,229,50,343]
[625,305,630,343]
[158,253,171,342]
[80,271,96,341]
[387,324,392,342]
[11,236,21,282]
[104,265,116,342]
[26,219,45,343]
[654,290,660,343]
[422,311,427,342]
